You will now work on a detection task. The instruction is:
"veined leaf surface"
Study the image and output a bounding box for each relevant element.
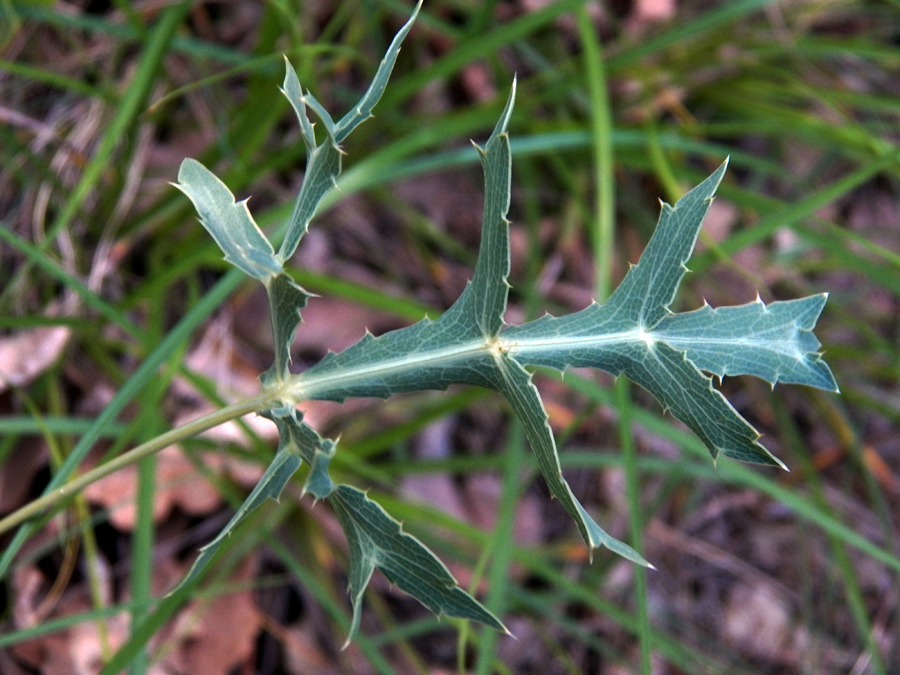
[170,445,301,594]
[292,157,837,481]
[294,83,647,563]
[652,294,838,389]
[263,272,311,384]
[277,79,343,262]
[170,408,339,594]
[174,158,280,280]
[329,484,506,645]
[294,84,521,401]
[504,163,836,465]
[178,1,838,641]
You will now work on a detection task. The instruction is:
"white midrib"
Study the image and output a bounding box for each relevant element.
[282,327,799,401]
[654,332,804,359]
[285,337,489,400]
[283,330,649,401]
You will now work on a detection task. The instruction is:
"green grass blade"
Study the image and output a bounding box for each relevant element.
[43,1,190,244]
[0,269,247,579]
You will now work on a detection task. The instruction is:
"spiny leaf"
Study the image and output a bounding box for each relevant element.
[653,294,839,390]
[277,0,420,263]
[174,158,280,280]
[277,135,342,263]
[297,322,495,401]
[280,56,343,264]
[267,408,338,499]
[295,82,643,559]
[266,407,334,467]
[501,166,832,466]
[281,57,317,148]
[170,445,301,595]
[442,80,516,339]
[491,352,649,564]
[333,0,423,144]
[604,160,728,329]
[329,484,506,646]
[181,5,840,642]
[296,84,520,400]
[264,272,312,383]
[299,89,337,140]
[304,438,336,502]
[504,311,784,465]
[171,408,339,595]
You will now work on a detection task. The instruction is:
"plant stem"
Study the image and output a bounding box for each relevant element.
[0,392,275,539]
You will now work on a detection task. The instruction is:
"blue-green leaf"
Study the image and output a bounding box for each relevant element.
[602,160,728,329]
[278,58,343,261]
[329,484,506,645]
[281,57,317,148]
[181,3,840,640]
[277,141,342,263]
[263,272,312,383]
[174,159,280,280]
[265,408,333,467]
[653,294,838,391]
[294,83,645,558]
[441,80,516,339]
[170,445,301,595]
[491,352,650,564]
[500,164,833,466]
[299,89,336,140]
[296,84,519,400]
[333,0,423,144]
[304,439,336,502]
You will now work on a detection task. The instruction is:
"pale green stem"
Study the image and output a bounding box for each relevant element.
[0,392,276,538]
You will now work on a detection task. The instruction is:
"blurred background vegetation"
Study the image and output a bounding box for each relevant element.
[1,0,899,673]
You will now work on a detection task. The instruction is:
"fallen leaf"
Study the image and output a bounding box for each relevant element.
[0,325,70,392]
[162,559,261,675]
[633,0,676,22]
[724,583,793,660]
[10,570,129,675]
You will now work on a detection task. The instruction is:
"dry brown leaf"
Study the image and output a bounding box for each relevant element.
[84,444,251,530]
[465,473,544,549]
[863,445,900,496]
[11,565,45,630]
[257,613,335,674]
[402,418,468,522]
[174,312,265,404]
[0,325,70,393]
[161,559,260,675]
[460,62,496,103]
[10,570,129,675]
[633,0,677,22]
[723,583,796,661]
[82,403,287,531]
